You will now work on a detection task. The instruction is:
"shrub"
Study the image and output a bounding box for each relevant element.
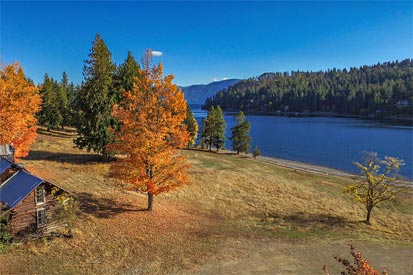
[323,245,388,275]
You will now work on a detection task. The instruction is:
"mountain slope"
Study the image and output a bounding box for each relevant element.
[203,59,413,117]
[181,79,240,104]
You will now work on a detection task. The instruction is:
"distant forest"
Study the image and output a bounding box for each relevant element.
[203,59,413,118]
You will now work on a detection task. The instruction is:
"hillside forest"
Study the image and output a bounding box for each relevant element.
[203,59,413,119]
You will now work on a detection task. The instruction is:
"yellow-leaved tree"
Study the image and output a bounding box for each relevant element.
[345,151,407,224]
[0,63,41,159]
[109,50,190,211]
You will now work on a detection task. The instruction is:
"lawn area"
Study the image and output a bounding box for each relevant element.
[1,128,412,275]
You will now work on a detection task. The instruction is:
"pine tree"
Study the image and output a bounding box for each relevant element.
[231,111,251,154]
[202,108,214,150]
[65,81,79,127]
[252,145,260,159]
[212,106,226,151]
[38,74,64,130]
[199,118,206,149]
[109,50,190,211]
[113,51,140,102]
[184,104,198,147]
[59,72,69,129]
[74,33,116,159]
[203,106,226,151]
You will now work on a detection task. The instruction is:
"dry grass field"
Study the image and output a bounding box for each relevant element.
[1,128,412,275]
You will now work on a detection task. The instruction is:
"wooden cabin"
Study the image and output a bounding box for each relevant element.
[0,157,72,237]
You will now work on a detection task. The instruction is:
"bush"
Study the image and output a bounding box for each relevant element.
[323,245,388,275]
[0,214,12,253]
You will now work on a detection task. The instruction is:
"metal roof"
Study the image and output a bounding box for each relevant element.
[0,170,44,209]
[0,158,12,175]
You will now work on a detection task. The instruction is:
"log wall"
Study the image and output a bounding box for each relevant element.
[10,182,59,235]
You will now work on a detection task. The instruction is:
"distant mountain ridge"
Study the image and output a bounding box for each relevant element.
[180,79,240,104]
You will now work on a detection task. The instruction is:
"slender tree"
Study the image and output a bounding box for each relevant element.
[345,151,407,224]
[109,50,190,211]
[252,145,260,159]
[184,104,198,147]
[199,118,206,149]
[0,63,41,159]
[74,34,116,159]
[38,74,63,130]
[64,81,79,127]
[59,72,69,129]
[203,106,226,151]
[212,106,226,151]
[231,111,251,154]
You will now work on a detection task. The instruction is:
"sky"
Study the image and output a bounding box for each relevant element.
[1,1,412,86]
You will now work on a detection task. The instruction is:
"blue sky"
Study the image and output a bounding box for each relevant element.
[1,1,412,86]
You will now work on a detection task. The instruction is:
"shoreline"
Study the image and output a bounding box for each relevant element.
[256,155,360,179]
[189,148,412,183]
[188,148,360,179]
[223,110,413,125]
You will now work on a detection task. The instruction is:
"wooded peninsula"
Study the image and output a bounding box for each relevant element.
[203,59,412,120]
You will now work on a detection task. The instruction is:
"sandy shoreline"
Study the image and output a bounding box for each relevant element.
[190,148,360,179]
[256,155,360,179]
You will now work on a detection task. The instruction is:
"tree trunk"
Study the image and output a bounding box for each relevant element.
[102,148,109,162]
[147,192,153,211]
[365,207,373,224]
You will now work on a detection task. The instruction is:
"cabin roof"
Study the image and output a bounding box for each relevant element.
[0,169,44,209]
[0,157,13,174]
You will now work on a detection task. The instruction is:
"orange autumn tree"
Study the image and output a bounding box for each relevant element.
[0,63,41,159]
[109,50,190,211]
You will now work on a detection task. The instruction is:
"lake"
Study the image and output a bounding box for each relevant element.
[192,107,413,179]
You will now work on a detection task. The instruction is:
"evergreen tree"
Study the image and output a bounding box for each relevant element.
[38,74,64,130]
[204,106,226,151]
[65,81,79,127]
[231,111,251,154]
[184,104,198,147]
[58,72,69,129]
[199,118,206,149]
[74,33,116,159]
[113,51,140,102]
[252,145,260,159]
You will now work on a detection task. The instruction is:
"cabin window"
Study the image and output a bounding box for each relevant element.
[36,187,45,205]
[36,208,47,227]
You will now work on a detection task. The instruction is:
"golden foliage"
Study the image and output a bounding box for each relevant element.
[345,151,406,223]
[0,63,41,159]
[109,50,190,199]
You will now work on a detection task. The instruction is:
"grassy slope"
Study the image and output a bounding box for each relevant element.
[0,128,412,275]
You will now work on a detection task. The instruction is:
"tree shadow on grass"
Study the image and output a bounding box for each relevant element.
[76,192,146,218]
[38,128,78,138]
[264,212,363,228]
[24,150,103,164]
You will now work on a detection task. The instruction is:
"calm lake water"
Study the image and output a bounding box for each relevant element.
[192,107,413,179]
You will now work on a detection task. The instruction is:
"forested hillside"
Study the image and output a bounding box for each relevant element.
[203,59,413,118]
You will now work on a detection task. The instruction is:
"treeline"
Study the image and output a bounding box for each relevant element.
[203,59,413,117]
[36,34,197,160]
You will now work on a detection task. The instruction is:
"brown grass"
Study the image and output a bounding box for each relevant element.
[1,127,412,275]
